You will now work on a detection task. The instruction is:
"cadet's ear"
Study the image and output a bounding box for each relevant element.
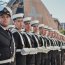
[13,21,16,25]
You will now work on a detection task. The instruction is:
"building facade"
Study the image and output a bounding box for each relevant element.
[7,0,61,30]
[61,23,65,30]
[53,18,62,30]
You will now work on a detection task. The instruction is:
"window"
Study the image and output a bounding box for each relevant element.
[16,0,24,13]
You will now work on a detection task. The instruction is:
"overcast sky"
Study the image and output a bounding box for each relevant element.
[41,0,65,23]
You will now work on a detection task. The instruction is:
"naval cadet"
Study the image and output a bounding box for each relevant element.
[23,17,35,65]
[12,13,26,65]
[0,6,15,65]
[31,20,42,65]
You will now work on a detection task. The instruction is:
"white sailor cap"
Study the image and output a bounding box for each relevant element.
[23,17,32,23]
[55,30,60,33]
[44,25,49,29]
[47,27,53,31]
[0,6,12,17]
[31,20,39,26]
[52,29,55,32]
[38,24,48,29]
[12,13,24,20]
[38,24,45,28]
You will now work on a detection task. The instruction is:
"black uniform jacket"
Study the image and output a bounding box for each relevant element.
[0,26,14,61]
[13,32,23,49]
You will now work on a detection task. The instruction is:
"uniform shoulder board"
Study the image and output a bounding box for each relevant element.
[20,31,25,34]
[38,35,41,37]
[28,32,33,35]
[38,35,42,38]
[11,28,18,33]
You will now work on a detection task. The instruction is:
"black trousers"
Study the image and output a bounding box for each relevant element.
[50,50,61,65]
[41,53,48,65]
[26,54,35,65]
[61,49,65,65]
[48,50,53,65]
[0,62,15,65]
[51,50,58,65]
[35,53,41,65]
[16,53,26,65]
[56,50,61,65]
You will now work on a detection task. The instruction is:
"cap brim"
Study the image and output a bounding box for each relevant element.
[31,23,39,27]
[24,21,30,24]
[0,11,11,17]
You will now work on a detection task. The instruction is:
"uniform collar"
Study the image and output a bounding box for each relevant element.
[0,24,8,30]
[15,27,24,32]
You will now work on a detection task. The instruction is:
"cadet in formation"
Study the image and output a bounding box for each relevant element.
[0,6,15,65]
[31,20,42,65]
[11,13,26,65]
[23,17,35,65]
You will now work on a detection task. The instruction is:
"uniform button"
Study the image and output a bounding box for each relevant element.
[0,53,1,56]
[11,52,12,54]
[10,47,11,49]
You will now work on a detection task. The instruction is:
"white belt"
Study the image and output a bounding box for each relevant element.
[29,48,37,54]
[37,47,43,53]
[16,49,21,52]
[21,48,30,55]
[61,46,65,49]
[54,46,60,51]
[0,56,14,64]
[16,48,30,55]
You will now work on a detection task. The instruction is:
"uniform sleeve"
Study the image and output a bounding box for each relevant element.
[32,35,38,47]
[39,37,43,46]
[13,32,21,48]
[22,34,30,48]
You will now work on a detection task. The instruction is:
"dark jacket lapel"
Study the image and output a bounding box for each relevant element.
[0,26,11,40]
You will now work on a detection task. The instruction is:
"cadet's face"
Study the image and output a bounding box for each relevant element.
[14,18,23,30]
[0,14,10,27]
[33,26,38,33]
[48,31,52,37]
[24,23,31,31]
[50,31,53,37]
[42,29,47,35]
[52,32,55,38]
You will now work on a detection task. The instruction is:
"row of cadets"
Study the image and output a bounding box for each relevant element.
[62,35,65,65]
[56,30,62,65]
[58,33,65,65]
[44,27,65,65]
[11,13,27,65]
[41,25,55,65]
[38,24,61,65]
[11,13,41,65]
[46,28,61,65]
[8,12,65,65]
[1,5,65,65]
[44,27,61,65]
[44,27,58,65]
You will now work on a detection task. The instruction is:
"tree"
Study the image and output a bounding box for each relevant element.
[59,30,65,35]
